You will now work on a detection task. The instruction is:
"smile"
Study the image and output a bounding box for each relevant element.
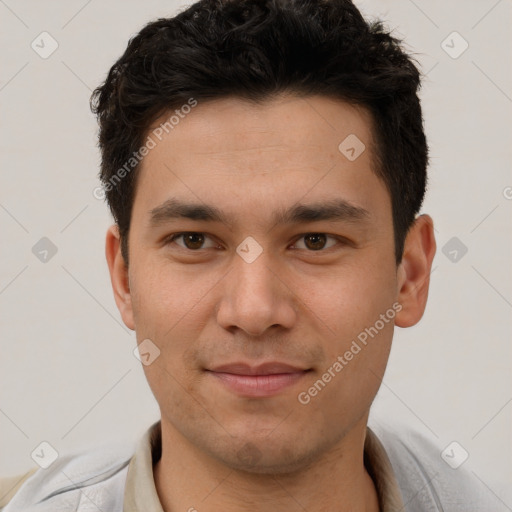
[206,364,311,398]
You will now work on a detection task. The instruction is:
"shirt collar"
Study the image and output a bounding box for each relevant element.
[123,421,163,512]
[123,421,404,511]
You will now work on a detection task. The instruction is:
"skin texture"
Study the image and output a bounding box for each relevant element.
[106,93,436,511]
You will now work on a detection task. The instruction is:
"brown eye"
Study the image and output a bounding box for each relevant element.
[166,232,217,251]
[293,233,345,252]
[304,234,327,250]
[182,233,205,250]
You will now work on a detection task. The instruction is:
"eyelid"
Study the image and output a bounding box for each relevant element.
[163,231,348,252]
[164,232,220,250]
[290,233,341,251]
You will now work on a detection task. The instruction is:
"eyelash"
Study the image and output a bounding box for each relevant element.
[163,232,345,253]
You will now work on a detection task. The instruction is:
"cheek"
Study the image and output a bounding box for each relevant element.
[130,258,209,336]
[305,258,398,335]
[129,260,222,392]
[310,320,394,426]
[304,259,397,399]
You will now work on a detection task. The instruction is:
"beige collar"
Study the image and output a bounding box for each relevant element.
[123,421,404,512]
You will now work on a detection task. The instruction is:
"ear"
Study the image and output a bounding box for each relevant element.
[105,225,135,330]
[395,214,436,328]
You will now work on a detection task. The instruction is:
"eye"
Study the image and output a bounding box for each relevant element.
[292,233,340,251]
[165,232,219,251]
[164,232,345,253]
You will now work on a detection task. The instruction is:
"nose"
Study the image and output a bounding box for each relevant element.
[215,249,298,337]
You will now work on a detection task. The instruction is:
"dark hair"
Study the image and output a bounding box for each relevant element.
[90,0,427,264]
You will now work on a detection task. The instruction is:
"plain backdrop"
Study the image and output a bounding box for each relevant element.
[1,0,511,503]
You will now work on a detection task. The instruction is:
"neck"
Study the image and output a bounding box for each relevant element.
[154,415,380,512]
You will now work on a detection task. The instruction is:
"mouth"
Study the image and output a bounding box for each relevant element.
[205,362,312,398]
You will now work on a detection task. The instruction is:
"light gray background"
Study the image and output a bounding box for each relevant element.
[1,0,511,504]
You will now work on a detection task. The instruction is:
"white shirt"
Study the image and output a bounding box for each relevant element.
[1,419,508,511]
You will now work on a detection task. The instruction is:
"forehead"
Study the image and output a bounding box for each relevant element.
[131,94,387,225]
[146,94,375,164]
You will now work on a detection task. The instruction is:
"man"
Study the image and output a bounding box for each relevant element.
[0,0,505,510]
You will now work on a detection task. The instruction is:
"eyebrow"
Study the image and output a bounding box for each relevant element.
[149,198,369,228]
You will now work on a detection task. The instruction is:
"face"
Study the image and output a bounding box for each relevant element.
[107,93,434,474]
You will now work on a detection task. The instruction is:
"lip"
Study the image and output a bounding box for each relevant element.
[209,362,308,375]
[206,362,311,398]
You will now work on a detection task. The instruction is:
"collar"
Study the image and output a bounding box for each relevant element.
[123,421,404,511]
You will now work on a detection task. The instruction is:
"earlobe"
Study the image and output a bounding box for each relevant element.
[395,214,436,328]
[105,225,135,330]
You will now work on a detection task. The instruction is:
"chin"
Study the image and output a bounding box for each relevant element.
[213,437,322,476]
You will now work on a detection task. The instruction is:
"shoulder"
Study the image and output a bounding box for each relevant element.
[0,469,38,509]
[368,418,509,511]
[0,440,135,512]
